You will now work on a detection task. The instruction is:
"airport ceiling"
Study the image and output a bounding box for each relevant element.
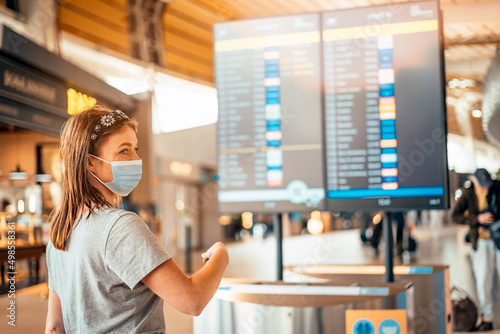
[189,0,499,80]
[161,0,497,143]
[57,0,499,83]
[56,0,497,142]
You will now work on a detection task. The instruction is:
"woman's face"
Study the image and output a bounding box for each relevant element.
[88,125,140,183]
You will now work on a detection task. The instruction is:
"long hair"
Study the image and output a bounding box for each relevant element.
[50,104,138,250]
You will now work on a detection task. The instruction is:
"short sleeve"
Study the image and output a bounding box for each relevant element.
[46,242,56,291]
[105,213,171,290]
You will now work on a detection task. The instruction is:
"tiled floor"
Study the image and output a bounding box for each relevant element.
[1,224,500,333]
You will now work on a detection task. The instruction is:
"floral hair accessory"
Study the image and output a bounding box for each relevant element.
[90,110,130,142]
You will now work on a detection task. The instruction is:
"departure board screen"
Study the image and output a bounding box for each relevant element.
[215,14,325,213]
[323,1,448,211]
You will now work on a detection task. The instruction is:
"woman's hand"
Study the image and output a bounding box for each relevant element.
[478,212,494,225]
[202,242,228,264]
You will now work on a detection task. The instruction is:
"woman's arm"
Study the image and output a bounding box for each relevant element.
[142,242,229,316]
[45,290,65,334]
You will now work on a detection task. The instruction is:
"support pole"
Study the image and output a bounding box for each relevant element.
[185,224,192,274]
[383,212,394,282]
[273,213,283,281]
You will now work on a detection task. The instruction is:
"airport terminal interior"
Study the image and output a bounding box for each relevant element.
[0,0,500,333]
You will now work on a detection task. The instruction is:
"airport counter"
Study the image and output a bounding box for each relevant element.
[286,265,451,334]
[195,278,414,334]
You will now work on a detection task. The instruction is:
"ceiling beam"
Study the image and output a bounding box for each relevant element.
[445,36,500,46]
[442,3,500,25]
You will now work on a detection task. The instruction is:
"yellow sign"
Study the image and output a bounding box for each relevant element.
[323,20,438,42]
[67,88,96,115]
[346,310,407,334]
[214,31,320,52]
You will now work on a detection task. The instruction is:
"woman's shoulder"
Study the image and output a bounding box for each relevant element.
[104,209,156,244]
[87,206,142,228]
[96,207,144,227]
[95,206,138,218]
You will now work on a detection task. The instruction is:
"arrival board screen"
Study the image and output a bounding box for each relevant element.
[323,1,448,211]
[214,14,325,213]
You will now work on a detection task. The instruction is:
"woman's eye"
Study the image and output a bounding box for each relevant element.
[120,149,128,155]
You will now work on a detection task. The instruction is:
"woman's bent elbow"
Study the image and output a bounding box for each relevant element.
[189,301,206,317]
[171,299,206,317]
[190,308,203,317]
[45,324,64,334]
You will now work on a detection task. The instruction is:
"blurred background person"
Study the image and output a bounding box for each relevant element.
[452,168,500,331]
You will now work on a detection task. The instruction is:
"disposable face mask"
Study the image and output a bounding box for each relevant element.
[88,154,142,196]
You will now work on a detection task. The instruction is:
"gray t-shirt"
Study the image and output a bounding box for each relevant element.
[46,206,171,333]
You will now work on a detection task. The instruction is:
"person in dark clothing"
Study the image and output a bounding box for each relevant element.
[359,211,372,244]
[452,168,500,332]
[1,199,10,211]
[370,211,407,255]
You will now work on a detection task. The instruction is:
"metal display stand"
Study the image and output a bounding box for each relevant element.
[383,212,394,282]
[272,213,283,281]
[185,224,192,274]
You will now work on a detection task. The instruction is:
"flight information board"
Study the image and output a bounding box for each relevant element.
[214,14,325,213]
[323,1,448,211]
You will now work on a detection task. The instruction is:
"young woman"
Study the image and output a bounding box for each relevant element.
[45,104,229,334]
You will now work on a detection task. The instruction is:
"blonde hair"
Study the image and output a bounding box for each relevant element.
[50,104,138,250]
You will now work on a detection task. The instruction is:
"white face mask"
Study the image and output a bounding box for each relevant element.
[88,154,142,196]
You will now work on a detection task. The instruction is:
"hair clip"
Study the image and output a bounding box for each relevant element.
[90,110,130,142]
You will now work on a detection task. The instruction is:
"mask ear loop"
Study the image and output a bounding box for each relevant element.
[89,171,108,186]
[87,154,111,184]
[88,154,110,164]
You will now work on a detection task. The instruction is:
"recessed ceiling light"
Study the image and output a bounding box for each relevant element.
[472,109,482,118]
